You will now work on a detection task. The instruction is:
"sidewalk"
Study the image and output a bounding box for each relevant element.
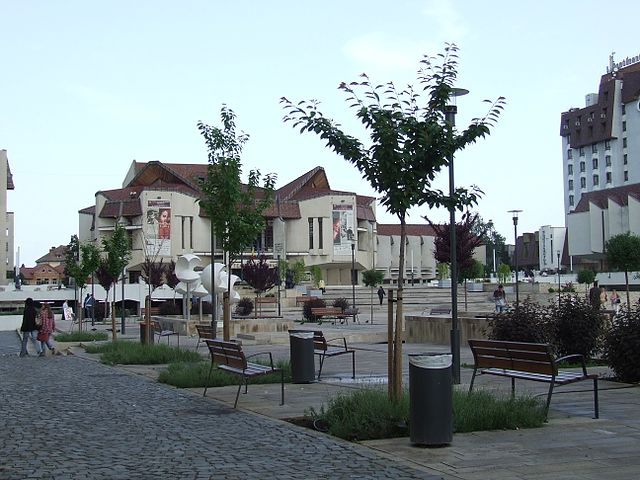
[16,310,640,479]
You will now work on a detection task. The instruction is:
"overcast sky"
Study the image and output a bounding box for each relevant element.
[2,0,638,266]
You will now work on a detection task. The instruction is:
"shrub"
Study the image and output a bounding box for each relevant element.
[302,297,326,322]
[235,297,254,316]
[159,301,181,316]
[603,304,640,382]
[307,387,545,441]
[84,341,201,365]
[332,297,350,312]
[548,295,604,359]
[486,298,551,343]
[54,331,108,342]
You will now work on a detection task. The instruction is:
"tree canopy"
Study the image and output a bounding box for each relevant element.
[606,232,640,311]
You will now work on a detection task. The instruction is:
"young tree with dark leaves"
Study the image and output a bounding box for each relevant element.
[282,44,504,401]
[241,255,279,318]
[197,106,276,340]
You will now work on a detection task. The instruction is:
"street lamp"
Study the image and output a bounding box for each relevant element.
[351,240,356,324]
[508,210,523,306]
[557,250,561,304]
[444,87,468,386]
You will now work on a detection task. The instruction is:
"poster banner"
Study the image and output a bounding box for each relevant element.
[146,199,171,256]
[332,204,355,256]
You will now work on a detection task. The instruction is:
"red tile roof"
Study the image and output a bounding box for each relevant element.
[376,224,440,236]
[35,246,68,264]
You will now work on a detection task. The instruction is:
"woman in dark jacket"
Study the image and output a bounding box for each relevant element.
[19,298,42,357]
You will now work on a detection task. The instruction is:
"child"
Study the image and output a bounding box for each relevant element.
[37,303,57,356]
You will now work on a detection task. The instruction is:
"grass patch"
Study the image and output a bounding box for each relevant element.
[54,331,108,342]
[158,359,292,388]
[307,387,546,441]
[84,341,202,365]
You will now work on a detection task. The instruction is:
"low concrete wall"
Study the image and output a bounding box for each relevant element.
[230,318,295,336]
[406,314,490,345]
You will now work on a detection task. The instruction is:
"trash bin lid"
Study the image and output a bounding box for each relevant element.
[288,330,314,339]
[409,353,452,369]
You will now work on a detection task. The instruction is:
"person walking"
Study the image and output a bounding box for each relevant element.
[610,289,621,313]
[493,284,507,313]
[37,303,56,357]
[589,280,601,310]
[84,293,95,325]
[19,298,42,357]
[377,286,386,305]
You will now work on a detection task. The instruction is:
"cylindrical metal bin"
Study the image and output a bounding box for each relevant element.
[409,353,453,446]
[288,330,315,383]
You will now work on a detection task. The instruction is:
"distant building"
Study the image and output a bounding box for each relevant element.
[0,150,15,285]
[19,245,68,286]
[78,160,485,287]
[560,53,640,269]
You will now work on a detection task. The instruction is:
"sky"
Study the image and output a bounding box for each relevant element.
[1,0,638,267]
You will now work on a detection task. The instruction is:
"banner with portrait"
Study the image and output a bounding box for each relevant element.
[146,199,171,256]
[332,204,355,256]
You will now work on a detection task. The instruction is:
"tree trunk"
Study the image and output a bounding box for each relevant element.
[389,216,406,403]
[625,270,631,313]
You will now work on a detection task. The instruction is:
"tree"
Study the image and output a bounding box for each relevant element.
[460,259,485,311]
[606,232,640,312]
[472,215,509,272]
[101,224,131,341]
[64,235,100,331]
[241,255,279,317]
[198,106,276,340]
[497,263,511,285]
[576,268,596,297]
[140,228,168,343]
[282,44,505,400]
[362,269,385,324]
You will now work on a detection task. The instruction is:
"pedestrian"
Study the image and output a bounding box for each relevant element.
[318,279,326,294]
[19,298,42,357]
[84,293,95,325]
[377,286,385,305]
[588,280,601,310]
[610,289,621,313]
[37,303,56,357]
[599,287,607,310]
[493,284,507,313]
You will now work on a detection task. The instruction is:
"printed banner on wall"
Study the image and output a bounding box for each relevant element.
[332,204,354,256]
[146,199,171,256]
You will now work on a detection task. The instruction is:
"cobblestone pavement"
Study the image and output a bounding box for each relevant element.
[0,332,441,480]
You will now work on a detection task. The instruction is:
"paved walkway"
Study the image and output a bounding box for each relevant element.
[5,319,640,479]
[0,331,439,480]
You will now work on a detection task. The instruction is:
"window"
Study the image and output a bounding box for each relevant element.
[592,158,598,169]
[591,144,597,153]
[568,164,573,175]
[189,217,193,249]
[580,161,586,172]
[623,138,627,148]
[579,147,585,156]
[568,179,574,190]
[593,174,599,186]
[567,149,573,159]
[624,154,628,165]
[605,155,611,167]
[580,177,586,188]
[623,121,627,132]
[318,217,323,250]
[606,172,612,184]
[308,218,314,249]
[605,140,611,150]
[624,171,629,181]
[622,104,626,114]
[264,221,273,250]
[567,134,571,144]
[569,195,574,206]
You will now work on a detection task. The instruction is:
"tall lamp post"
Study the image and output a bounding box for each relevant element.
[444,87,468,385]
[508,210,523,306]
[351,241,356,324]
[557,250,561,304]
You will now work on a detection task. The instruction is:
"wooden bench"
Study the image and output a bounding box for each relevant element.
[310,307,345,324]
[195,324,216,352]
[142,306,161,317]
[468,339,599,419]
[296,296,318,306]
[429,307,451,315]
[152,320,179,346]
[203,339,284,408]
[312,331,355,380]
